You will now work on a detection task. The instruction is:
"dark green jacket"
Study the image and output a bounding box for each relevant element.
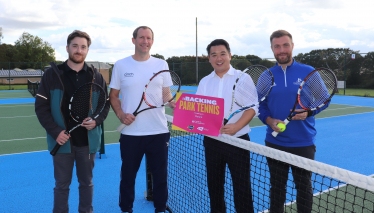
[35,62,110,154]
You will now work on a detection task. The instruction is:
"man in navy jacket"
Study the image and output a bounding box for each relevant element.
[259,30,327,213]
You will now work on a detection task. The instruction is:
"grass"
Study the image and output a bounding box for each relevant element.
[339,88,374,97]
[0,85,27,90]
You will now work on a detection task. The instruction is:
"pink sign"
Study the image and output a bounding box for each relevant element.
[172,93,224,136]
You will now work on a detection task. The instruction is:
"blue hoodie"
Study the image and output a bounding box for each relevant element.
[259,59,328,147]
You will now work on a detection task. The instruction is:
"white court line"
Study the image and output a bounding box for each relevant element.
[0,110,114,119]
[0,104,34,108]
[0,137,46,142]
[260,173,374,213]
[0,130,119,143]
[0,115,36,119]
[324,106,365,111]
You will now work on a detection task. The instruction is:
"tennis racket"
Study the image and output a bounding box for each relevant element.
[224,65,274,125]
[271,68,337,137]
[50,82,107,156]
[116,70,181,132]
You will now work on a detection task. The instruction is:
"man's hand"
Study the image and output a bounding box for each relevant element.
[266,117,285,133]
[81,117,97,130]
[56,130,70,145]
[167,101,176,110]
[292,109,308,121]
[220,123,240,136]
[119,113,136,125]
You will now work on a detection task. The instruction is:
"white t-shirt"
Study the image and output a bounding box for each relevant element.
[109,56,170,136]
[196,65,258,137]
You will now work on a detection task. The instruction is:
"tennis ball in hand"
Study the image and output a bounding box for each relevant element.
[277,123,286,132]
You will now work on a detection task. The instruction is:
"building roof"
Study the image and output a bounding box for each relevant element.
[0,69,44,77]
[44,61,112,70]
[86,61,112,69]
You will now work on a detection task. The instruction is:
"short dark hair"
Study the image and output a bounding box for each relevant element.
[67,30,91,47]
[206,39,231,55]
[133,26,154,39]
[270,30,292,44]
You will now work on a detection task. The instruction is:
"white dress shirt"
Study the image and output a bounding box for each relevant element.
[196,65,258,137]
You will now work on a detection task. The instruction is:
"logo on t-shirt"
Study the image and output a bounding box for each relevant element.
[124,72,134,77]
[293,78,303,85]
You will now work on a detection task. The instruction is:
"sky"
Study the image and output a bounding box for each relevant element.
[0,0,373,63]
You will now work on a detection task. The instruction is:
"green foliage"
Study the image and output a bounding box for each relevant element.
[231,59,252,71]
[259,59,276,68]
[151,53,165,60]
[14,32,56,68]
[0,32,56,69]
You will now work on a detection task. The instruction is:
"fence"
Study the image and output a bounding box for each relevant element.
[1,53,373,94]
[0,62,114,90]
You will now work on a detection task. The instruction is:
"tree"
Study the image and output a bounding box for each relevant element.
[231,59,251,71]
[14,32,55,68]
[151,53,165,60]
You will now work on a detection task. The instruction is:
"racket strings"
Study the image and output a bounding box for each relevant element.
[256,70,273,100]
[70,84,106,122]
[234,74,258,107]
[144,71,180,107]
[236,65,273,105]
[299,70,336,109]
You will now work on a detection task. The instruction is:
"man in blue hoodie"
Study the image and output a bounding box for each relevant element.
[259,30,326,213]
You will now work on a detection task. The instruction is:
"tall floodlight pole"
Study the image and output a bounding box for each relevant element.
[0,27,3,45]
[196,17,198,85]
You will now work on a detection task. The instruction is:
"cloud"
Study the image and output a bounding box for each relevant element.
[0,0,373,61]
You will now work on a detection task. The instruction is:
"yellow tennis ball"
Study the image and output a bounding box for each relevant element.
[277,123,286,132]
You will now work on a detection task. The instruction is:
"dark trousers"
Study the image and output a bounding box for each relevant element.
[265,141,316,213]
[119,133,170,213]
[53,146,96,213]
[204,134,254,213]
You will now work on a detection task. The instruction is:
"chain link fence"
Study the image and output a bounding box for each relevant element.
[2,54,373,94]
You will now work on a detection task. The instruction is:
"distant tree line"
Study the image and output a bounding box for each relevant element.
[0,32,55,69]
[1,32,373,88]
[152,49,374,88]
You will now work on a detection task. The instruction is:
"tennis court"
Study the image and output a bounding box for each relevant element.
[1,88,374,212]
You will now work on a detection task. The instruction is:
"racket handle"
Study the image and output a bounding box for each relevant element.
[116,123,127,132]
[223,118,228,125]
[50,144,61,156]
[271,119,290,137]
[271,131,279,137]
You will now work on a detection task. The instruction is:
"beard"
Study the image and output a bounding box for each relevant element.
[275,53,292,65]
[68,52,86,64]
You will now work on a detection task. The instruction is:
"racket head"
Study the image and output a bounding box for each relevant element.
[245,65,274,102]
[234,65,273,107]
[69,82,107,123]
[143,70,181,107]
[297,68,337,111]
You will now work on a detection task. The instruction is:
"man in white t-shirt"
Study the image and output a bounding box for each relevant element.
[109,26,172,213]
[196,39,257,213]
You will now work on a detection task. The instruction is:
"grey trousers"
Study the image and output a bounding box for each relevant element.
[52,146,96,213]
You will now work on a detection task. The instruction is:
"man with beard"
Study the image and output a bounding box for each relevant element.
[35,30,110,213]
[258,30,317,213]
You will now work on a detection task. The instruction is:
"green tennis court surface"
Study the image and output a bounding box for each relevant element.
[283,181,374,212]
[1,90,374,155]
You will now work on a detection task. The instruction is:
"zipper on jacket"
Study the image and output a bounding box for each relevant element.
[282,66,287,87]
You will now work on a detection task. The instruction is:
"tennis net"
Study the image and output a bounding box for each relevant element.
[146,115,374,212]
[27,79,39,97]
